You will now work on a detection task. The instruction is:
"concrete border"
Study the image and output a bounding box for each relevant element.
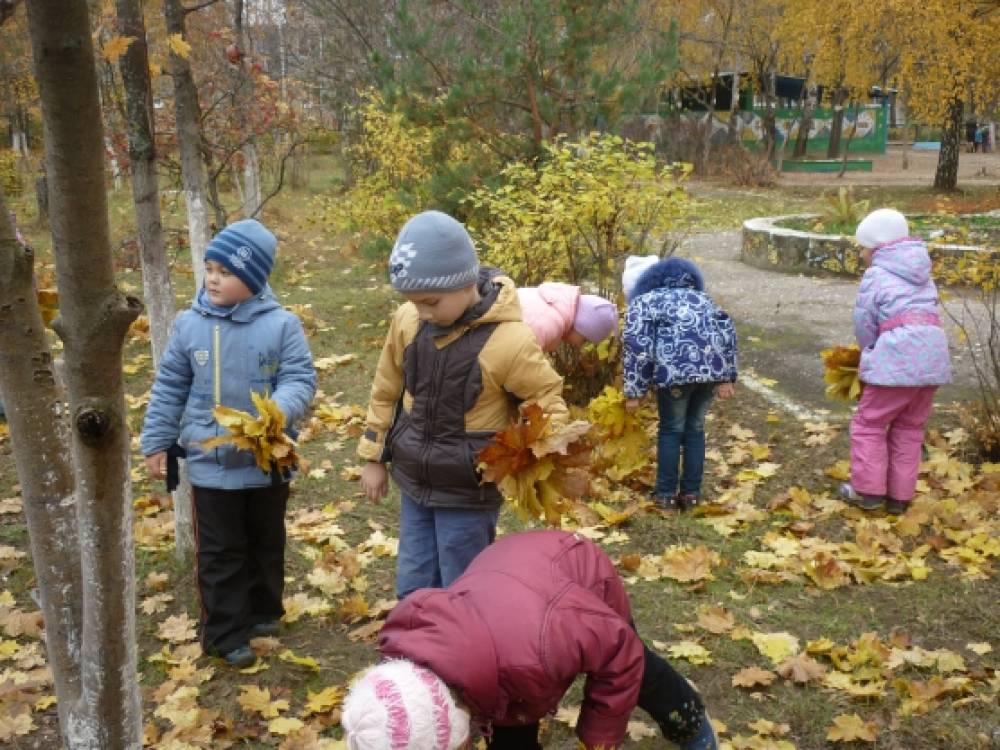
[741,214,998,282]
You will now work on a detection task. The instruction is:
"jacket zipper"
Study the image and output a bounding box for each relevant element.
[419,345,443,490]
[213,324,222,466]
[213,324,221,406]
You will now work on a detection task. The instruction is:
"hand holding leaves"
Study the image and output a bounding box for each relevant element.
[202,392,301,474]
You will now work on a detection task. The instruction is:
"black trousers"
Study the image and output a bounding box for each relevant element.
[487,641,705,749]
[191,483,289,655]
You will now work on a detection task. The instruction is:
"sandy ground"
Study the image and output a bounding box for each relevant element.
[676,230,990,413]
[777,143,1000,187]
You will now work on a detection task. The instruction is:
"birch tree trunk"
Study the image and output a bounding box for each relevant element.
[0,186,84,747]
[933,97,963,191]
[116,0,175,368]
[118,0,194,563]
[25,3,143,746]
[165,0,210,290]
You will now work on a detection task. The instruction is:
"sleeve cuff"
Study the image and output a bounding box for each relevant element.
[357,431,385,462]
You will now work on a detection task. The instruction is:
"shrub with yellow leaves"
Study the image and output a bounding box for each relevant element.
[821,344,862,402]
[477,403,591,526]
[203,393,301,474]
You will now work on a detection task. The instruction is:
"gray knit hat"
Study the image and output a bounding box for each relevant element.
[389,211,479,292]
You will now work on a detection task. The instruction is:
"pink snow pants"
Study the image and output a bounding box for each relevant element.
[850,384,937,501]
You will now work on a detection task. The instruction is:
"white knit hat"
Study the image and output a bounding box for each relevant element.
[622,255,660,301]
[342,660,471,750]
[855,208,909,249]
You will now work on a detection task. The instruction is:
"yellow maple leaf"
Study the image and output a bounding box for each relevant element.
[825,460,852,482]
[278,649,320,671]
[751,631,800,665]
[826,713,876,742]
[203,393,300,473]
[268,716,305,735]
[748,719,790,736]
[238,685,289,719]
[102,35,136,63]
[731,666,777,688]
[156,613,197,644]
[776,653,827,683]
[696,605,735,634]
[821,345,862,402]
[478,403,591,525]
[168,33,191,59]
[661,545,720,582]
[304,685,345,716]
[667,641,712,664]
[0,711,35,741]
[338,594,370,623]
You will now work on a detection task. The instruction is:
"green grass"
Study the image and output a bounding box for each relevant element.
[1,155,998,748]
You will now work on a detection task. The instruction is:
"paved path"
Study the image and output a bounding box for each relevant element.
[675,230,986,414]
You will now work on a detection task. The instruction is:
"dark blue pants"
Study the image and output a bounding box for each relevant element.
[655,383,716,497]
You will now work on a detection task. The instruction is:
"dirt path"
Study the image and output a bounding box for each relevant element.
[676,230,986,413]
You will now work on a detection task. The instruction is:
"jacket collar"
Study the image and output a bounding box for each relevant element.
[192,285,281,322]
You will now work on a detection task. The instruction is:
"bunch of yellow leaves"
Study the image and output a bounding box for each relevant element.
[587,386,652,480]
[821,344,862,402]
[203,392,300,474]
[477,403,591,525]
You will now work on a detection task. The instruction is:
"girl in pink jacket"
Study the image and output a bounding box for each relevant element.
[840,209,952,515]
[516,283,618,352]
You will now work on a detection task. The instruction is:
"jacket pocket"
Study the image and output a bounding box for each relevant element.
[180,412,219,466]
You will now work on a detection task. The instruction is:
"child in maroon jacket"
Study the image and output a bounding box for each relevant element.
[342,530,717,750]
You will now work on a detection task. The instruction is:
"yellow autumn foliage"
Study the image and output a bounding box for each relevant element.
[477,403,591,526]
[203,392,300,474]
[821,344,862,402]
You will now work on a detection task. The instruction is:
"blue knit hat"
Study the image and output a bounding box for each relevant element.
[389,211,479,292]
[204,219,277,295]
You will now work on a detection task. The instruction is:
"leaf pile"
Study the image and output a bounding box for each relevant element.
[203,393,301,474]
[477,403,591,525]
[821,344,862,402]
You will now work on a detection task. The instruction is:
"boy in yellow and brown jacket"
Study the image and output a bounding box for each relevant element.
[359,210,566,599]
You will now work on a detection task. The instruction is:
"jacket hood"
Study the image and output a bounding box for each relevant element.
[871,238,931,286]
[632,257,705,298]
[379,589,505,719]
[192,284,282,322]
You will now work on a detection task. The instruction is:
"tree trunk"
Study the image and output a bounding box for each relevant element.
[793,88,814,158]
[838,103,860,178]
[25,4,143,747]
[828,88,845,159]
[118,0,194,564]
[727,72,740,144]
[242,141,262,217]
[933,97,963,191]
[165,0,210,290]
[116,0,175,368]
[0,185,84,747]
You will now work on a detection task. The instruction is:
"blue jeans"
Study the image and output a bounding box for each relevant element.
[655,383,716,498]
[396,494,499,599]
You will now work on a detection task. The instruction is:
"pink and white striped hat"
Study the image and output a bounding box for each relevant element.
[342,660,471,750]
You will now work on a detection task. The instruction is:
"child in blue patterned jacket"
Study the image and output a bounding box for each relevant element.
[622,257,738,511]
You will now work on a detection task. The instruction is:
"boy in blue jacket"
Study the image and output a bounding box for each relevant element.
[140,219,316,667]
[622,257,737,511]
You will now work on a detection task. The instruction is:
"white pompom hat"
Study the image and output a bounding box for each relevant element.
[622,254,660,301]
[342,660,471,750]
[855,208,909,249]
